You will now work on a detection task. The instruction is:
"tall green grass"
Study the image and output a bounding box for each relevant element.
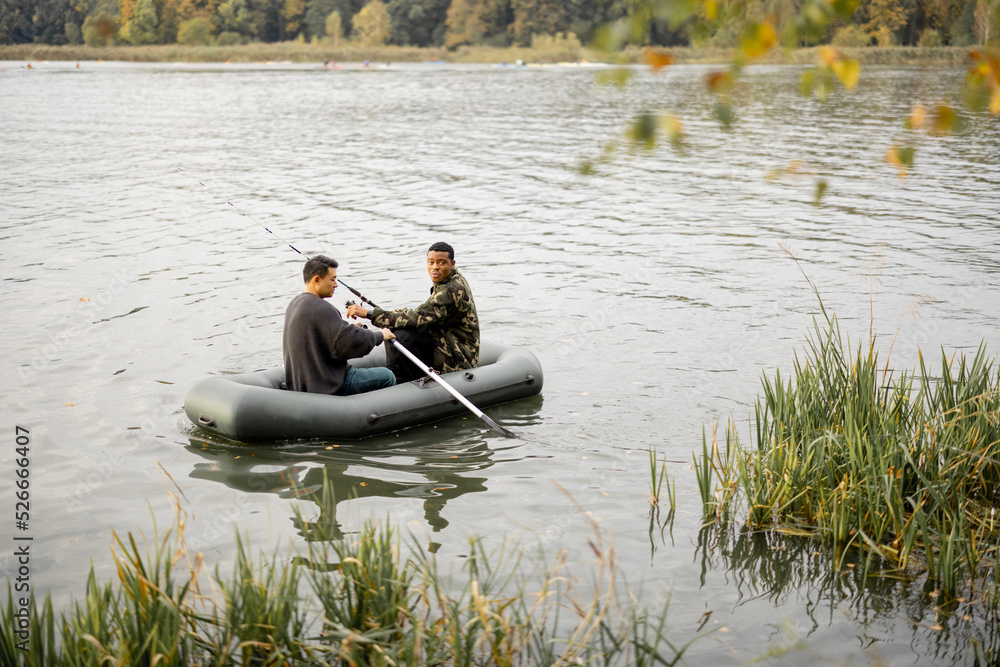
[0,496,709,666]
[695,311,1000,600]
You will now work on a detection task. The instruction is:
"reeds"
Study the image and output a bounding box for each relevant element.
[0,43,974,66]
[694,313,1000,600]
[0,495,709,666]
[648,447,676,512]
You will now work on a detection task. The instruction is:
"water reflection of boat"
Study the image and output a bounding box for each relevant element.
[184,342,542,443]
[185,434,529,539]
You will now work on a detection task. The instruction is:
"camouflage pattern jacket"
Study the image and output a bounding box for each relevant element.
[368,271,479,373]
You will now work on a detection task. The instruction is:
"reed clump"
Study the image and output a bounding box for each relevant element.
[0,496,707,666]
[695,313,1000,601]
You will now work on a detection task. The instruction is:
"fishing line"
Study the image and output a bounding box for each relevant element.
[177,167,381,308]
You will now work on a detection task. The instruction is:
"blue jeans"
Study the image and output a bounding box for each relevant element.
[337,366,396,396]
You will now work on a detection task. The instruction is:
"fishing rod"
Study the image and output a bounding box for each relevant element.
[181,168,517,437]
[178,167,382,308]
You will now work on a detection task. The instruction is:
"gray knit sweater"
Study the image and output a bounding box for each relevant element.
[282,292,383,395]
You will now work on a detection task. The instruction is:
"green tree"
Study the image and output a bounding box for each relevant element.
[832,23,871,43]
[176,13,212,40]
[509,0,564,44]
[218,0,256,36]
[0,0,86,44]
[387,0,450,45]
[861,0,909,44]
[283,0,305,37]
[0,0,33,43]
[973,0,1000,42]
[120,0,160,42]
[304,0,334,35]
[65,19,84,42]
[156,0,181,42]
[562,0,626,43]
[325,8,342,41]
[82,10,119,43]
[445,0,509,46]
[951,0,976,42]
[474,0,510,43]
[353,0,389,43]
[30,0,76,43]
[444,0,482,46]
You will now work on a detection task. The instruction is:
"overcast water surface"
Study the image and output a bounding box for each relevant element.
[2,59,1000,664]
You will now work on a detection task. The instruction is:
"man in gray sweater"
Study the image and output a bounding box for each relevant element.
[283,255,396,395]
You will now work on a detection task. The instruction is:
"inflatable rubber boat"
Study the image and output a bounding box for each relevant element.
[184,342,543,442]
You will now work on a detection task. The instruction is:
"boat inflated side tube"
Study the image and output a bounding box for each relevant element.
[184,342,543,442]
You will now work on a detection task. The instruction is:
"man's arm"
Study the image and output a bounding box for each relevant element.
[325,306,392,358]
[354,285,457,331]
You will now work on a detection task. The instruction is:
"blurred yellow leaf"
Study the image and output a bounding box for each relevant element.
[968,48,1000,114]
[827,0,859,19]
[597,67,633,88]
[627,113,659,149]
[659,113,683,137]
[885,144,914,177]
[713,101,736,127]
[704,0,718,20]
[801,2,829,41]
[908,104,926,130]
[659,113,684,149]
[706,70,734,92]
[813,178,828,205]
[831,58,859,89]
[800,69,816,97]
[818,45,838,66]
[645,50,673,72]
[740,21,777,59]
[929,103,962,135]
[590,22,627,52]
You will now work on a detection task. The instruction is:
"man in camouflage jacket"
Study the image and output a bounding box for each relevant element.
[346,242,479,380]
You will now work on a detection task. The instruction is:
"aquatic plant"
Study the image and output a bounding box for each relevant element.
[694,311,1000,600]
[648,447,676,512]
[0,493,710,666]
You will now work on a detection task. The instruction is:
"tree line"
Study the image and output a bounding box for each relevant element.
[1,0,997,49]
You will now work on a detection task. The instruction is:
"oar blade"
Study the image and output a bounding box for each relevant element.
[481,414,517,438]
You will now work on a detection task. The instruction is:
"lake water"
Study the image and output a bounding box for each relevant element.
[3,59,1000,664]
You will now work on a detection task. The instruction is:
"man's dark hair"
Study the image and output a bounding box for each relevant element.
[303,255,338,283]
[427,242,454,260]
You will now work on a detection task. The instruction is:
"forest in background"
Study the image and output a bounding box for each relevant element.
[1,0,998,51]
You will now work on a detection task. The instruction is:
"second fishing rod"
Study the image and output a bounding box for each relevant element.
[180,168,382,309]
[181,170,516,437]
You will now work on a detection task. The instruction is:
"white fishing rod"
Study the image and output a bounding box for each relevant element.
[181,168,516,437]
[177,167,382,308]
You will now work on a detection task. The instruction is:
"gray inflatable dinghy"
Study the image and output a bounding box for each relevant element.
[184,342,542,442]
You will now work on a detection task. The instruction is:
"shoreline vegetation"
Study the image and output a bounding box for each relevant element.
[2,298,999,661]
[694,270,1000,605]
[1,498,707,666]
[0,42,978,66]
